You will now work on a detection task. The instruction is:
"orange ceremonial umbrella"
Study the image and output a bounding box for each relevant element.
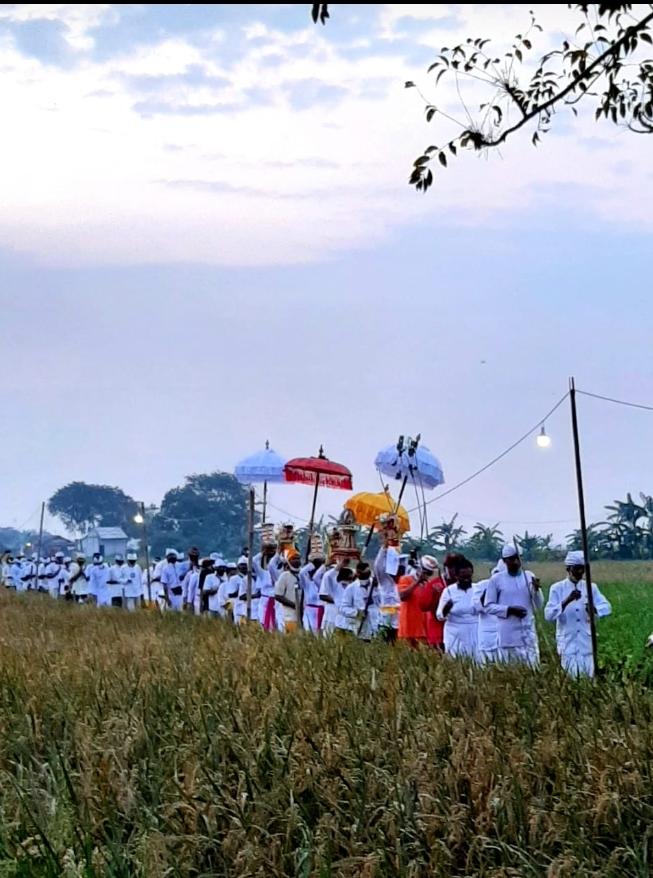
[345,490,410,533]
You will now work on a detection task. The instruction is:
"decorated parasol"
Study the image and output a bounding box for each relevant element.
[345,490,410,533]
[284,446,353,561]
[374,434,444,540]
[235,440,286,523]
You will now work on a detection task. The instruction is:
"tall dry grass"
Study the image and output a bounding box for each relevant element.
[0,593,651,877]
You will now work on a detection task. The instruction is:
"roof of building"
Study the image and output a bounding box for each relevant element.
[86,527,128,540]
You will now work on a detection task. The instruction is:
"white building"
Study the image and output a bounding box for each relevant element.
[80,526,128,559]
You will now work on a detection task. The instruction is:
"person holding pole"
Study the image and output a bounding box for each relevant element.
[544,551,611,677]
[160,549,183,611]
[484,545,543,667]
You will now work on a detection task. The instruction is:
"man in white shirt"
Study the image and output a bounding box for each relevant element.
[45,552,67,599]
[253,543,278,630]
[19,554,37,592]
[275,555,302,632]
[108,554,129,608]
[300,555,326,633]
[88,554,111,606]
[336,561,380,640]
[217,561,239,620]
[7,555,23,590]
[204,558,226,617]
[124,552,143,611]
[160,549,184,611]
[68,553,89,602]
[484,544,543,667]
[319,563,353,635]
[544,550,611,677]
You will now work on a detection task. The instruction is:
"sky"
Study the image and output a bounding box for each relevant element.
[1,3,652,544]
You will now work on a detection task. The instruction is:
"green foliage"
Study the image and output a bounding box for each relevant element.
[149,471,255,559]
[405,5,653,191]
[47,482,138,537]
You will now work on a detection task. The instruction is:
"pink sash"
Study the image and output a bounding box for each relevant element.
[263,596,276,631]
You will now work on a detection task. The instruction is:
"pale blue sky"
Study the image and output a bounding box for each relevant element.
[1,4,651,542]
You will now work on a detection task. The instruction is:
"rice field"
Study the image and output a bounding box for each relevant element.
[0,564,651,877]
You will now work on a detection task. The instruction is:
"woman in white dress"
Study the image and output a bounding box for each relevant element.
[436,556,479,660]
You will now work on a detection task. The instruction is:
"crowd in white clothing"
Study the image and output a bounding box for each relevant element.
[0,543,611,677]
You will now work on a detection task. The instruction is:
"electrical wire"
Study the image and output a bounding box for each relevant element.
[577,388,653,412]
[406,391,570,514]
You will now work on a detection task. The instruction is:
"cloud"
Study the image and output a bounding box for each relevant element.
[0,4,650,268]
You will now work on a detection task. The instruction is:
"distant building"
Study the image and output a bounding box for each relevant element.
[80,526,128,559]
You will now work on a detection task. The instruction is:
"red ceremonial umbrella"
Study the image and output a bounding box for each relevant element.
[284,446,353,561]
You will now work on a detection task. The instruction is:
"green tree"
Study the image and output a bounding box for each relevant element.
[428,515,467,553]
[149,472,255,560]
[312,5,653,191]
[463,523,504,561]
[48,482,138,537]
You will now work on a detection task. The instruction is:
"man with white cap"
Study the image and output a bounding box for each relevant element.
[68,552,89,603]
[7,554,23,591]
[275,554,302,632]
[124,553,143,610]
[88,553,111,607]
[234,556,257,623]
[484,545,543,667]
[300,554,326,633]
[544,550,611,677]
[44,552,67,598]
[160,549,184,611]
[107,554,129,608]
[204,558,227,617]
[336,561,380,640]
[217,561,240,620]
[19,554,37,592]
[253,543,277,630]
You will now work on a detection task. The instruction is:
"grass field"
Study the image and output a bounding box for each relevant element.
[0,565,651,877]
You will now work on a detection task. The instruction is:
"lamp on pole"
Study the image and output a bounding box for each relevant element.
[134,502,152,603]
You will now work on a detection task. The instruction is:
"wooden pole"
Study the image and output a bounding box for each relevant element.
[246,486,255,620]
[394,476,408,512]
[569,377,599,674]
[35,502,45,587]
[262,480,268,525]
[305,478,320,564]
[140,502,152,603]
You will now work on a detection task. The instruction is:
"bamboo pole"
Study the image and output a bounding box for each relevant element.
[569,377,599,673]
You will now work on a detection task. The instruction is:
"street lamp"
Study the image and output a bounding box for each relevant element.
[536,424,551,448]
[133,502,152,602]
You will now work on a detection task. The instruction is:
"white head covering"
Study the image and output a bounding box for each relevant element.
[214,557,226,568]
[30,553,37,561]
[237,555,249,567]
[420,555,439,573]
[55,551,64,559]
[126,552,137,561]
[76,551,85,560]
[165,548,178,559]
[209,552,220,562]
[565,550,585,567]
[226,561,237,571]
[501,544,519,559]
[114,554,124,562]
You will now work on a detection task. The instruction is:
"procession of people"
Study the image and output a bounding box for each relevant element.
[0,520,612,678]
